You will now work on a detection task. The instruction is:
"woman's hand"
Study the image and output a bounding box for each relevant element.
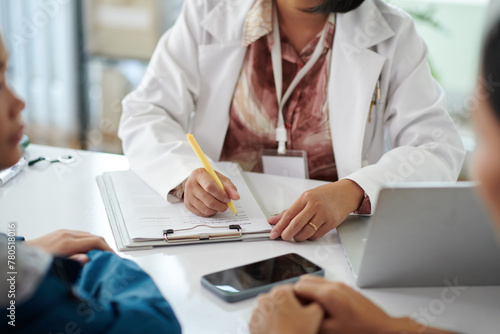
[294,276,396,333]
[249,285,324,334]
[294,276,454,334]
[268,179,364,241]
[184,168,240,217]
[26,230,114,264]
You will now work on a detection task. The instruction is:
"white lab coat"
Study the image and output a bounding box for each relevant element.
[119,0,465,208]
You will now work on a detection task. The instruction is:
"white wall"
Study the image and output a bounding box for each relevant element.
[0,0,79,139]
[390,0,490,116]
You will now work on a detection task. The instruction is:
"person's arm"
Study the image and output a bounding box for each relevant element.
[119,0,207,201]
[119,1,240,217]
[26,229,113,263]
[1,232,181,333]
[1,229,113,309]
[0,235,52,308]
[268,10,465,242]
[293,276,457,334]
[344,12,466,208]
[1,250,181,333]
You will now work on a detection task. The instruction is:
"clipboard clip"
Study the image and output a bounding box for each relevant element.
[163,224,243,243]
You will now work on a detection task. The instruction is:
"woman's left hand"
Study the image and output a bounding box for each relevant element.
[268,179,365,241]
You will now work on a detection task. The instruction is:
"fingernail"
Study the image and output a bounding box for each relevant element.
[270,231,279,239]
[224,197,230,203]
[71,254,89,265]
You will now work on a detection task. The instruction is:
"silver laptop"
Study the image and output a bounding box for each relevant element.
[337,182,500,288]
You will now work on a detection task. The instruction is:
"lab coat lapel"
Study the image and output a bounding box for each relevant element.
[196,0,397,165]
[194,0,253,160]
[329,0,395,178]
[195,43,247,160]
[200,0,253,43]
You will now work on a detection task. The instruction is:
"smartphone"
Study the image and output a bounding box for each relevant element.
[201,253,324,303]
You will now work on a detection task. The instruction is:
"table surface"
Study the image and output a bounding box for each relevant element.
[1,145,499,334]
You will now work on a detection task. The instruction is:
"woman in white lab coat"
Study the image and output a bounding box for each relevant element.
[119,0,465,241]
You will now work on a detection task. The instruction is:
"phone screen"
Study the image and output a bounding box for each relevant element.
[202,253,323,299]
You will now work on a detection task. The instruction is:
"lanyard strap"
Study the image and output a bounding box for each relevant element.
[271,6,335,154]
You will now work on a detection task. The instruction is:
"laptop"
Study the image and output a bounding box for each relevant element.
[337,182,500,288]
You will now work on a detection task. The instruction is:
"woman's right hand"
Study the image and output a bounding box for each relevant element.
[184,168,240,217]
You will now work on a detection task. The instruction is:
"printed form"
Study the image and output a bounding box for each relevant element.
[109,163,272,241]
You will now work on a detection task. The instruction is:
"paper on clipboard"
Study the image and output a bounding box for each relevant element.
[97,162,272,250]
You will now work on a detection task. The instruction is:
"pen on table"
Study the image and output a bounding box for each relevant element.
[186,133,238,215]
[0,157,27,187]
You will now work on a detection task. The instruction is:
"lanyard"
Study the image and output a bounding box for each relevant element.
[271,7,335,154]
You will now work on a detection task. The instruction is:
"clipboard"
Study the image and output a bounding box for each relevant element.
[96,163,272,251]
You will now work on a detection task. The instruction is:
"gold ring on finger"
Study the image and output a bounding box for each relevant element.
[308,222,318,232]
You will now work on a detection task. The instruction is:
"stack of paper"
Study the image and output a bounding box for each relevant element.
[97,162,272,251]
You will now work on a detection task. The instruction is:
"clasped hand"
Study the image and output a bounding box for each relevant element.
[250,276,454,334]
[249,276,394,334]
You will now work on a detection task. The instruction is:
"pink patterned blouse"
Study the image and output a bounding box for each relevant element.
[219,0,370,213]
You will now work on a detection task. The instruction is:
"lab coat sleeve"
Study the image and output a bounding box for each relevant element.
[118,0,207,202]
[344,15,466,209]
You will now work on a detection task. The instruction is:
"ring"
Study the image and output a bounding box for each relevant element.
[308,222,318,232]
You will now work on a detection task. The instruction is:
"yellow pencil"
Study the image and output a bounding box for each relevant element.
[187,133,237,215]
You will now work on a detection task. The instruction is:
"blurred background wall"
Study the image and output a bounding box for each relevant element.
[0,0,494,168]
[0,0,183,153]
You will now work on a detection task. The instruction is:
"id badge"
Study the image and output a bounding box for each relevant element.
[261,149,309,179]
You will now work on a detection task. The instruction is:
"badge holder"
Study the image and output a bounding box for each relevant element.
[261,149,309,179]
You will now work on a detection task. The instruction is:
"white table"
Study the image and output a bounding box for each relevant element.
[1,145,499,334]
